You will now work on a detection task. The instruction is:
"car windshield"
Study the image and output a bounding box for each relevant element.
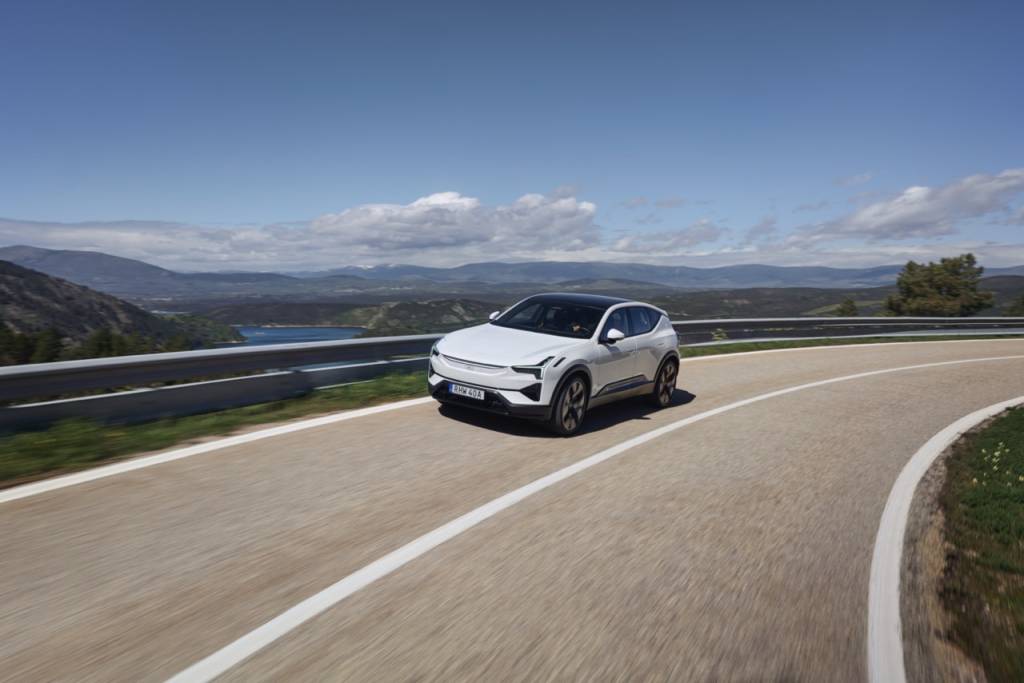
[492,299,605,339]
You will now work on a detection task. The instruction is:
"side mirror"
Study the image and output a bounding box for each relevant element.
[489,311,501,321]
[603,328,625,344]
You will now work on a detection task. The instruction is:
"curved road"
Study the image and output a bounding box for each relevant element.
[3,339,1024,682]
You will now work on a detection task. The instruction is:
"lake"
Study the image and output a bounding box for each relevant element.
[234,326,366,346]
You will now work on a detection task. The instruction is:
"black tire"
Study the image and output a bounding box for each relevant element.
[649,357,678,408]
[547,373,589,436]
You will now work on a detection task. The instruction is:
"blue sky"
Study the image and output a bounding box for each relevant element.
[1,0,1022,270]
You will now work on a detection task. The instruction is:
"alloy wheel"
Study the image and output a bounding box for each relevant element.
[561,377,587,432]
[657,362,676,406]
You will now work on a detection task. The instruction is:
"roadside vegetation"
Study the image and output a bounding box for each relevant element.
[0,320,240,366]
[938,406,1024,681]
[0,259,241,366]
[0,325,192,365]
[885,253,993,316]
[4,334,1024,488]
[0,372,426,486]
[835,297,859,316]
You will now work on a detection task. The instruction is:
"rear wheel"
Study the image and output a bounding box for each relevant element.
[548,374,588,436]
[649,358,677,408]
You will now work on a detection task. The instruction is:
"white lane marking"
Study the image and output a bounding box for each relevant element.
[867,395,1024,683]
[0,397,434,505]
[166,353,1024,683]
[4,337,1020,504]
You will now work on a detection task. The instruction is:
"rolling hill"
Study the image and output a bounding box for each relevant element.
[0,245,308,299]
[0,260,240,345]
[193,299,496,335]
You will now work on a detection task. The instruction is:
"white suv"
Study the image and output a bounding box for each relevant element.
[428,293,680,435]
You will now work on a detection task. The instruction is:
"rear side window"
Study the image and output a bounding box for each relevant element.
[627,307,657,335]
[602,308,631,337]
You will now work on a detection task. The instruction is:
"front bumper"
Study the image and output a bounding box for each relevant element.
[428,371,551,419]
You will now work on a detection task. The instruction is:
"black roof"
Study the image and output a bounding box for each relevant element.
[522,292,630,310]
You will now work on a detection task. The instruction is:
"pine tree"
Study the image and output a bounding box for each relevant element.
[836,298,859,316]
[82,329,115,357]
[885,253,993,316]
[30,329,63,363]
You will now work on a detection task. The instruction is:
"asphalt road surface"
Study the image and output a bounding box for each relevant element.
[3,339,1024,682]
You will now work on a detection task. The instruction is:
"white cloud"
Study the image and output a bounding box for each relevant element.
[613,219,727,252]
[793,168,1024,245]
[3,169,1022,272]
[743,216,778,244]
[311,191,599,255]
[621,196,648,209]
[0,191,600,270]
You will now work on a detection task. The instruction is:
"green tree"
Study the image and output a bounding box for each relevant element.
[884,253,993,316]
[82,329,114,357]
[30,329,63,363]
[836,298,859,316]
[110,332,131,357]
[163,334,193,352]
[4,330,36,364]
[0,322,14,363]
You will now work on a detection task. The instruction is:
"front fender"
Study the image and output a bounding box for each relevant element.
[544,362,593,419]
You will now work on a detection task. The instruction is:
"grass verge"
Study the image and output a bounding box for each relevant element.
[0,372,426,487]
[2,334,1022,488]
[938,406,1024,681]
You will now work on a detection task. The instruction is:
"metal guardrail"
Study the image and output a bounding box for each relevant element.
[0,333,441,402]
[2,317,1023,431]
[671,316,1024,344]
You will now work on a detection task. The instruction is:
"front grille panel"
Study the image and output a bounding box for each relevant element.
[441,354,506,374]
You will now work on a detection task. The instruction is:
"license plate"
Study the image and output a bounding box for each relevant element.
[449,383,484,400]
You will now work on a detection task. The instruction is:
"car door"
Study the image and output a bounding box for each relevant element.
[591,307,637,394]
[627,306,662,381]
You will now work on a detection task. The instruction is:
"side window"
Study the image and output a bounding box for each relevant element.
[602,308,631,338]
[627,307,656,336]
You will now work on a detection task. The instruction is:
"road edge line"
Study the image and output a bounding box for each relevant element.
[866,395,1024,683]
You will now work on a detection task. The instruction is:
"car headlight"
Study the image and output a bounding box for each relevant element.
[431,340,441,357]
[511,356,554,379]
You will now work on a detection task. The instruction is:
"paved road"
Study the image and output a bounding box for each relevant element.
[3,339,1024,682]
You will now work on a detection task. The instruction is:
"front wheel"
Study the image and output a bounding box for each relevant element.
[649,358,678,408]
[547,374,588,436]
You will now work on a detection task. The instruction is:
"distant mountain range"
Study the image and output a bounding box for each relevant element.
[306,261,917,288]
[3,244,1024,303]
[0,245,299,298]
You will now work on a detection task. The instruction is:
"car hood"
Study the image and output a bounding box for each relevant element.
[437,323,586,366]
